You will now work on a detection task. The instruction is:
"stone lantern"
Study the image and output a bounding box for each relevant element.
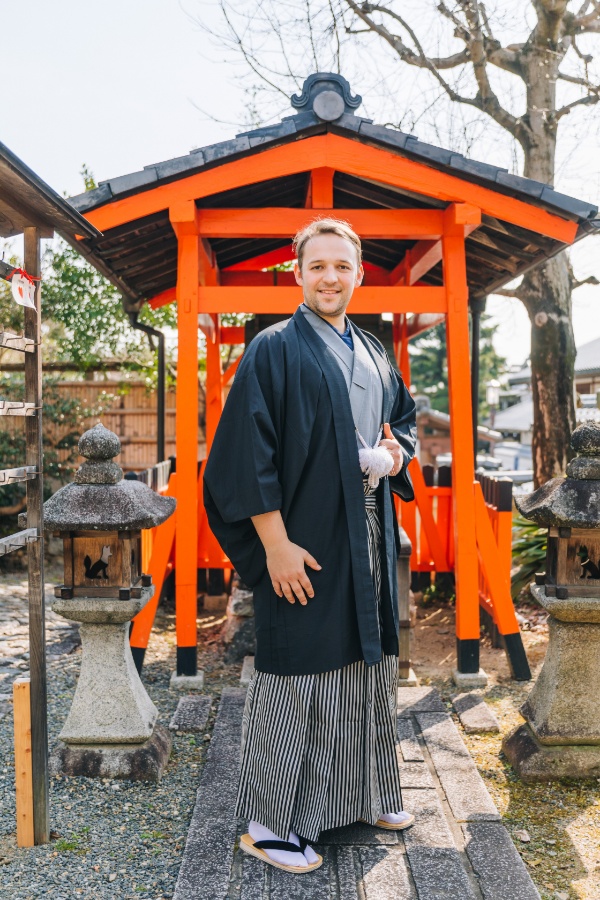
[44,424,176,781]
[503,422,600,780]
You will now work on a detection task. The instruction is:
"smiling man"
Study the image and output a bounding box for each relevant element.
[204,218,417,873]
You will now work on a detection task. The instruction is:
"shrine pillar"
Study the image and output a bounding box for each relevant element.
[442,204,485,684]
[170,202,202,684]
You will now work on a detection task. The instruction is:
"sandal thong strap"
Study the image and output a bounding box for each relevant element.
[253,839,305,854]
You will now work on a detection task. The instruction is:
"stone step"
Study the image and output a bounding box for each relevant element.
[169,695,213,733]
[415,712,501,823]
[452,692,500,733]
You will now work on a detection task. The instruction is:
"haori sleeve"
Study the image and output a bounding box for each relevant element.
[202,343,283,587]
[203,353,283,525]
[388,369,417,500]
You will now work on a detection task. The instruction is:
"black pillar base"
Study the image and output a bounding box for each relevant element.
[177,645,197,677]
[503,632,532,681]
[130,646,146,675]
[456,637,480,674]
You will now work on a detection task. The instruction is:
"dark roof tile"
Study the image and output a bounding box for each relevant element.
[152,150,205,180]
[106,168,158,196]
[68,183,113,211]
[202,135,251,163]
[407,140,454,165]
[495,171,546,199]
[237,120,297,141]
[449,154,507,180]
[359,122,412,148]
[540,186,598,219]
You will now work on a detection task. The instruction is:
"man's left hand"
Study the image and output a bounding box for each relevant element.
[379,423,403,477]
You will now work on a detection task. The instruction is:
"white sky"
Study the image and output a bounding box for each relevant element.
[3,0,600,366]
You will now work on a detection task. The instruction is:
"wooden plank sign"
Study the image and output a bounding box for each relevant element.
[13,678,34,847]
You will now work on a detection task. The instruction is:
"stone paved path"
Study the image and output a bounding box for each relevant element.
[174,687,541,900]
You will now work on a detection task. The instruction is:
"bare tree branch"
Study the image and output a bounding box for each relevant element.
[554,88,600,120]
[343,0,524,139]
[572,274,600,288]
[492,287,524,299]
[346,2,471,68]
[558,70,595,86]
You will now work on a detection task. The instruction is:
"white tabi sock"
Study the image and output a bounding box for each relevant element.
[248,820,309,868]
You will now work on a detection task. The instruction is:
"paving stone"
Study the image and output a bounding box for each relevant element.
[397,687,446,716]
[170,671,205,691]
[397,716,424,762]
[400,788,456,850]
[240,656,255,685]
[359,846,416,899]
[402,847,477,900]
[452,693,500,734]
[269,845,333,899]
[416,713,501,823]
[320,822,397,846]
[400,789,477,899]
[173,689,246,900]
[397,759,436,789]
[335,847,359,899]
[462,823,541,900]
[239,851,267,900]
[169,695,212,732]
[452,668,488,689]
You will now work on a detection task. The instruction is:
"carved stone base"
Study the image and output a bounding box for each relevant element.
[49,724,172,782]
[503,723,600,782]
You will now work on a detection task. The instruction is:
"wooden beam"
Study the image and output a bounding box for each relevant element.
[406,313,446,339]
[84,134,578,244]
[309,166,334,208]
[196,208,445,240]
[220,269,391,287]
[197,285,446,314]
[391,204,482,286]
[148,287,176,309]
[224,245,294,271]
[220,326,245,344]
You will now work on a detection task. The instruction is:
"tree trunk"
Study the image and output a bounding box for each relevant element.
[520,255,577,487]
[518,32,575,487]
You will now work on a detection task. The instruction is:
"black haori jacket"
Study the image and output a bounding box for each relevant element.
[203,307,417,676]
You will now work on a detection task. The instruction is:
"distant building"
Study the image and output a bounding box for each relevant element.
[415,396,502,466]
[492,335,600,443]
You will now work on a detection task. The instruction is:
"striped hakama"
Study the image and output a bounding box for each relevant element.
[235,480,402,842]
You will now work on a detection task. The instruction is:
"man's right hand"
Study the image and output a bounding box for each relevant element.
[265,539,321,606]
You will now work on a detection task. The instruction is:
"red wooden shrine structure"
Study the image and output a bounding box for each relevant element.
[69,74,597,679]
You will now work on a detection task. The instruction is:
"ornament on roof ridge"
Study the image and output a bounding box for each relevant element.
[291,73,362,122]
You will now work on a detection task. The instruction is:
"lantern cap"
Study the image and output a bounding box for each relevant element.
[44,424,176,531]
[515,422,600,528]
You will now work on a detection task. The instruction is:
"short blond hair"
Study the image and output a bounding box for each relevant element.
[293,217,362,269]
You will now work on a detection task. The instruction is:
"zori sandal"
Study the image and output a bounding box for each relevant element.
[240,833,323,873]
[359,813,415,831]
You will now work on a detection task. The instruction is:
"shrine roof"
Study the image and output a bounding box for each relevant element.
[0,142,100,240]
[66,73,599,310]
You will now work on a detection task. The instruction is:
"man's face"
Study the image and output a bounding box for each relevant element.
[294,233,364,320]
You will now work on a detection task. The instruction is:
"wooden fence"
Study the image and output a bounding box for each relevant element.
[3,380,206,473]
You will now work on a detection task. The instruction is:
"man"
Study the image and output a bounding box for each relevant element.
[204,218,417,873]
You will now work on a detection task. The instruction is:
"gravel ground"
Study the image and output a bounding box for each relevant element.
[0,566,240,900]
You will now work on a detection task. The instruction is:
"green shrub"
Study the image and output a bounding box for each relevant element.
[511,514,547,600]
